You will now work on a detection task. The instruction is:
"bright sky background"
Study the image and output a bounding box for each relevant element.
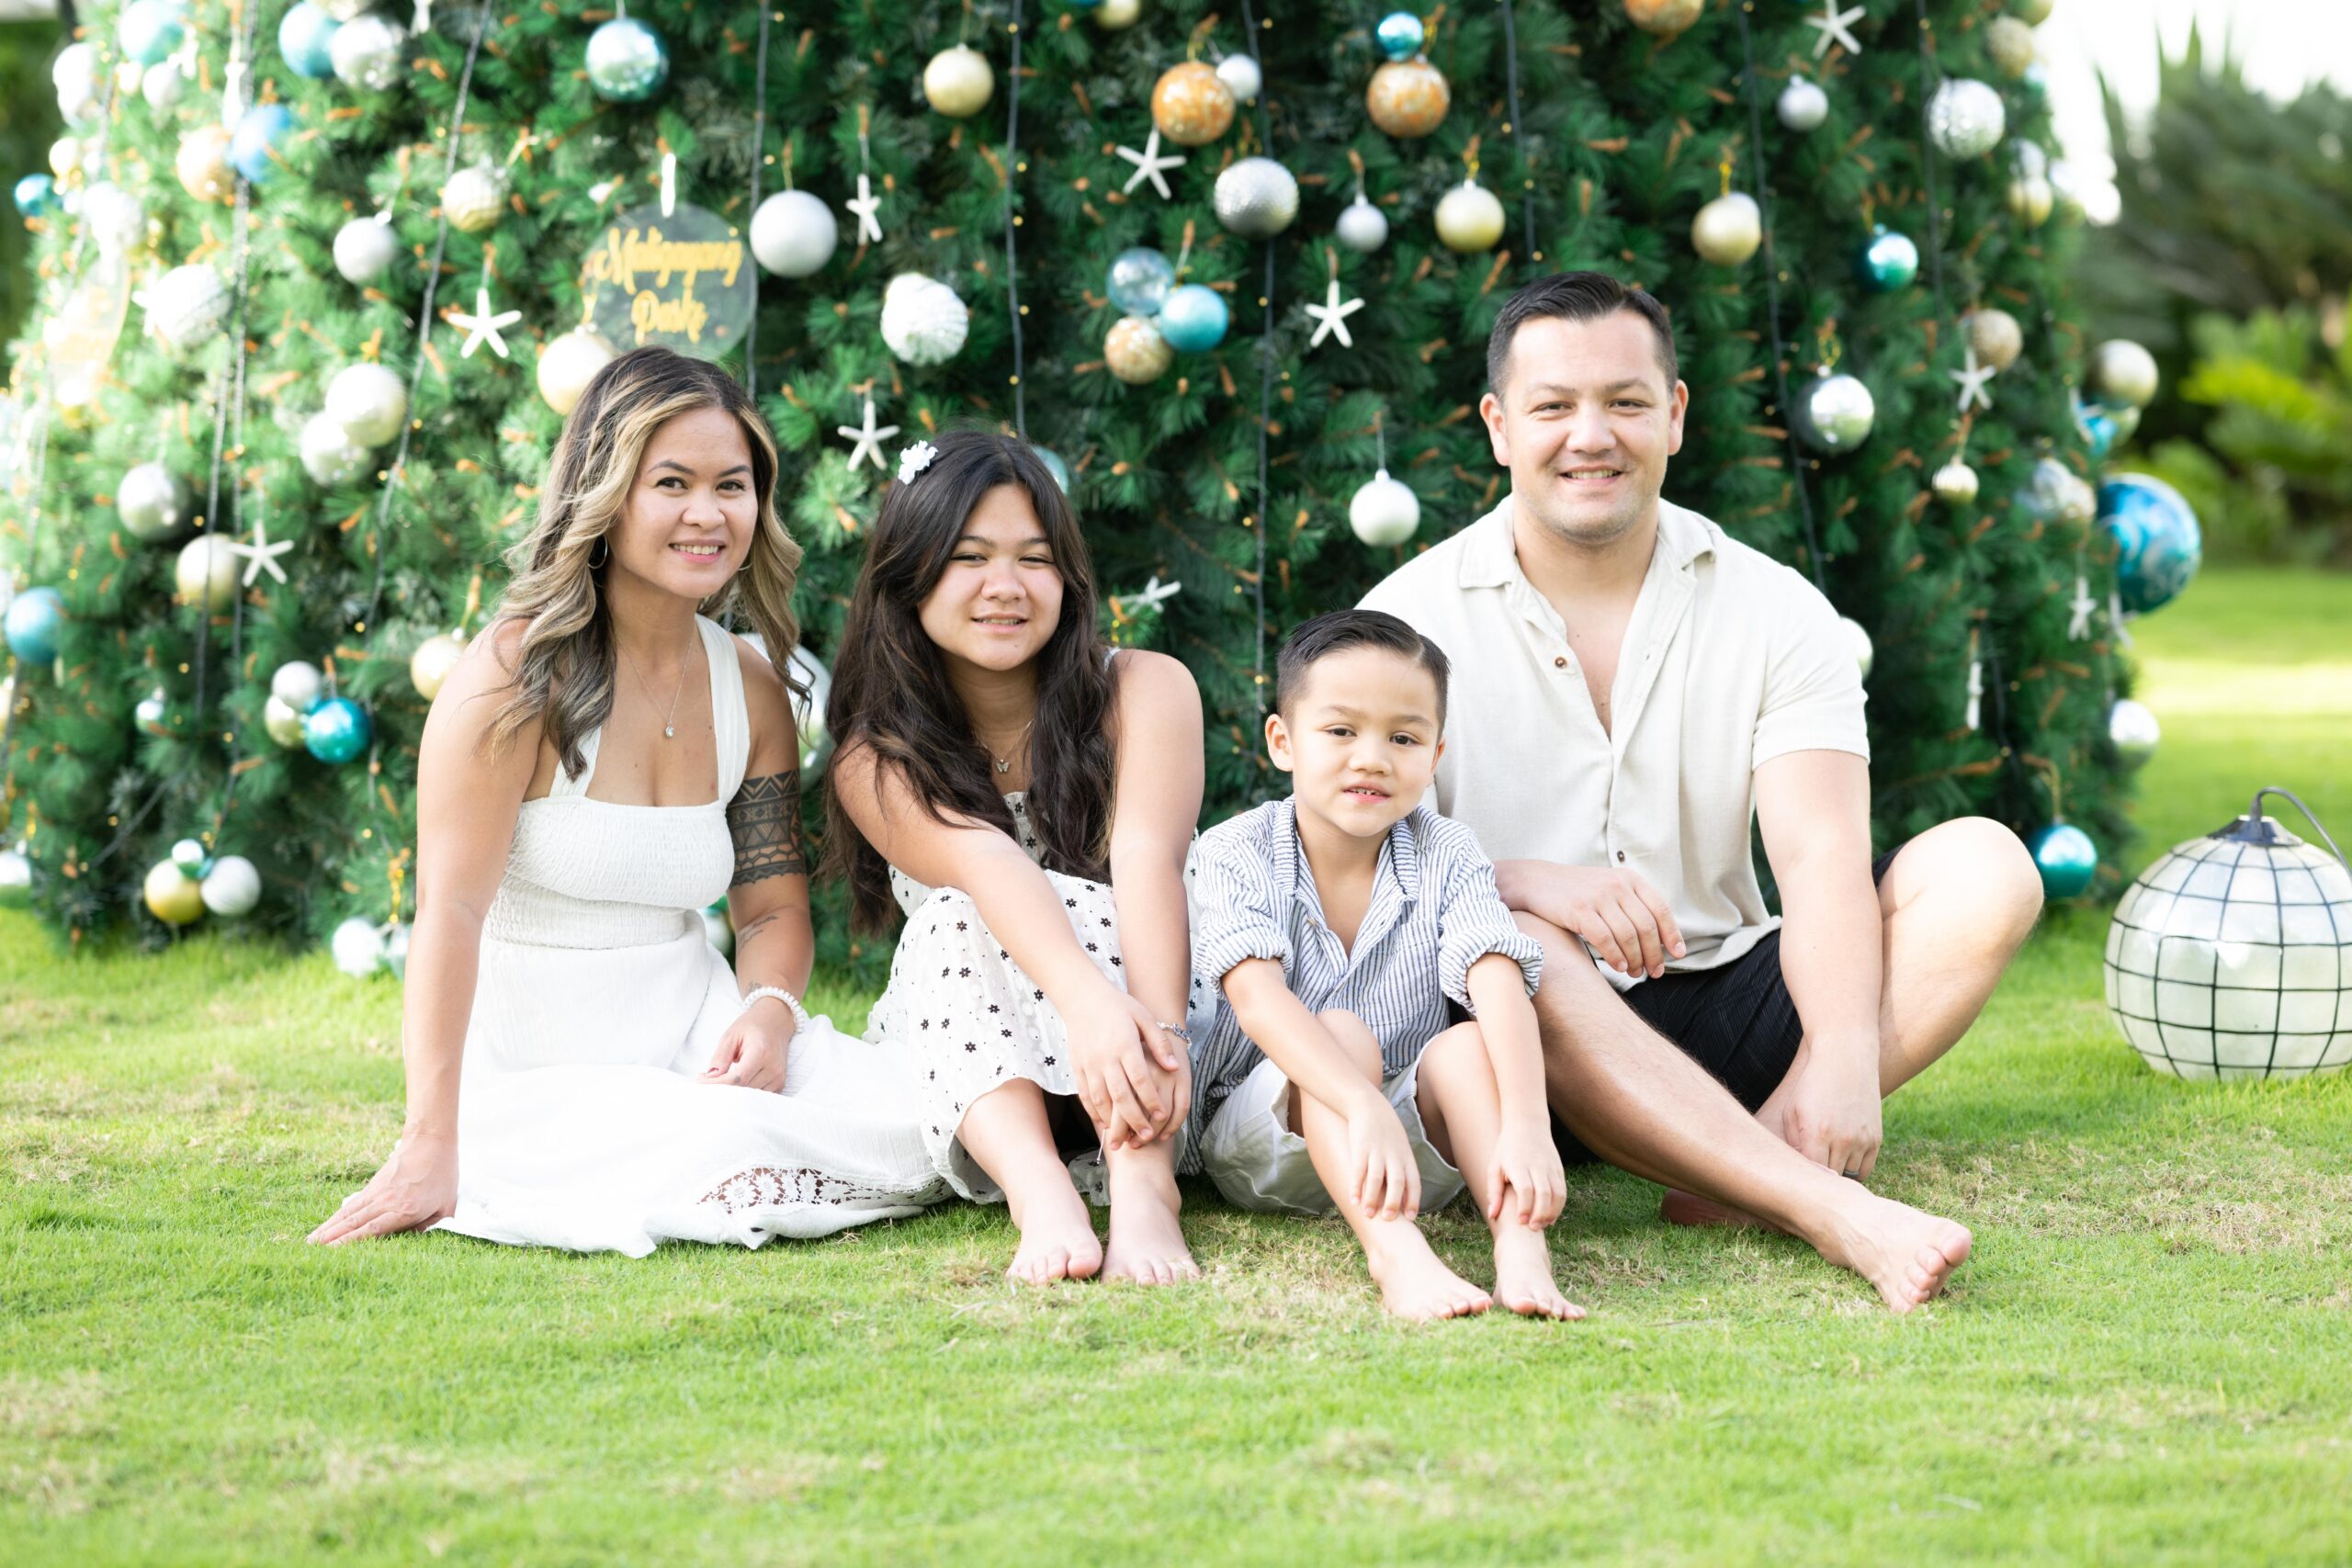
[2039,0,2352,221]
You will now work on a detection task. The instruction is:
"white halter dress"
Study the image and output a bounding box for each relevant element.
[432,615,947,1256]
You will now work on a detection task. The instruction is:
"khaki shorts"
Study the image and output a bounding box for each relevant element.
[1198,1054,1466,1218]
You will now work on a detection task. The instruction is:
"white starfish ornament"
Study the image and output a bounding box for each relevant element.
[837,396,899,473]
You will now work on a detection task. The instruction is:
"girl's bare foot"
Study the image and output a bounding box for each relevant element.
[1489,1224,1584,1320]
[1006,1183,1102,1284]
[1366,1226,1491,1322]
[1814,1188,1973,1313]
[1102,1149,1201,1286]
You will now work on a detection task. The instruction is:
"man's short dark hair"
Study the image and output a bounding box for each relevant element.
[1275,609,1451,723]
[1486,271,1679,394]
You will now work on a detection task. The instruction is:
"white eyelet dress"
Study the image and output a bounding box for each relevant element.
[864,793,1131,1202]
[431,615,947,1256]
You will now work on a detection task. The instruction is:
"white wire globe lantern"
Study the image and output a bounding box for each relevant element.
[2104,788,2352,1080]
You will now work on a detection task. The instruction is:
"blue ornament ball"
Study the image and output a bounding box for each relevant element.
[119,0,188,66]
[4,586,64,666]
[277,2,341,79]
[13,174,57,219]
[2098,472,2202,615]
[1856,226,1919,293]
[2076,399,2120,464]
[1157,284,1228,354]
[1374,11,1426,62]
[585,17,670,103]
[2028,823,2098,900]
[1105,247,1174,318]
[1029,445,1071,494]
[303,696,372,764]
[229,104,297,186]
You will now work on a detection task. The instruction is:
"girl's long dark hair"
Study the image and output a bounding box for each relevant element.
[823,430,1117,934]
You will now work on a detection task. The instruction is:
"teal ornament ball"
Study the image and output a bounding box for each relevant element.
[303,696,372,764]
[4,586,63,666]
[1856,226,1919,293]
[1030,445,1070,494]
[229,104,296,186]
[2073,391,2122,463]
[1105,247,1174,318]
[2029,823,2098,900]
[119,0,187,66]
[1374,11,1425,61]
[585,17,669,102]
[2099,473,2202,615]
[1157,284,1228,354]
[13,174,57,219]
[277,2,340,78]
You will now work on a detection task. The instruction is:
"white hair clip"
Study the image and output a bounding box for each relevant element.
[897,440,939,484]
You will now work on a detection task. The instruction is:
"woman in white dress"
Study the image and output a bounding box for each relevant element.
[308,347,944,1254]
[826,430,1204,1285]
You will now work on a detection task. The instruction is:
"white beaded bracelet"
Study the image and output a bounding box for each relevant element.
[740,986,811,1033]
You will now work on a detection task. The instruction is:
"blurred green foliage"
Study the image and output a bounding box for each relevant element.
[0,19,65,377]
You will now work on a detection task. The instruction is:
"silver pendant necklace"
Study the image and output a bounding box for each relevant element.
[620,635,692,739]
[990,718,1035,775]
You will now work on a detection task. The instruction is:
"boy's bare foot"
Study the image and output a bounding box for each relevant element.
[1006,1184,1102,1285]
[1366,1227,1491,1323]
[1102,1154,1201,1286]
[1489,1224,1584,1321]
[1812,1189,1973,1313]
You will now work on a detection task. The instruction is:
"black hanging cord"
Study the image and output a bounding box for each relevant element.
[742,2,773,403]
[1909,0,1951,321]
[1239,0,1272,714]
[1003,0,1027,438]
[1498,0,1535,260]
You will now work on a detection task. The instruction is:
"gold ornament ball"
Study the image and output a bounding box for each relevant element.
[922,44,994,119]
[1364,59,1450,140]
[1623,0,1704,37]
[538,328,618,416]
[1964,307,2024,371]
[1094,0,1144,27]
[410,631,468,702]
[441,166,504,234]
[175,125,234,204]
[1931,459,1981,508]
[2012,0,2053,22]
[1151,62,1236,147]
[264,694,309,749]
[143,858,205,926]
[1984,17,2037,78]
[1434,180,1506,254]
[1105,316,1173,386]
[2006,175,2053,227]
[1690,191,1762,266]
[175,534,239,612]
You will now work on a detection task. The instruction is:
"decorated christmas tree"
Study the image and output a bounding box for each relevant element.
[0,0,2179,968]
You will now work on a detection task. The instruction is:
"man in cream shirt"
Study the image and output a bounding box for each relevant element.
[1363,272,2044,1313]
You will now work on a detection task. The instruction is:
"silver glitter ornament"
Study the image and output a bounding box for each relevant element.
[333,216,400,285]
[1791,371,1876,455]
[1213,157,1298,240]
[329,14,406,90]
[1928,78,2007,160]
[325,362,409,447]
[143,263,232,354]
[879,273,969,367]
[117,462,189,542]
[1777,77,1829,131]
[1964,307,2024,371]
[300,412,369,486]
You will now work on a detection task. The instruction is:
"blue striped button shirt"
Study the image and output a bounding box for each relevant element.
[1181,796,1544,1156]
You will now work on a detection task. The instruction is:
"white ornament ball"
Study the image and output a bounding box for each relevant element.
[880,273,969,367]
[1792,371,1877,455]
[144,263,232,354]
[81,181,146,254]
[300,412,370,486]
[922,44,994,118]
[1212,157,1299,240]
[2108,697,2160,767]
[331,916,386,977]
[1435,180,1507,254]
[53,42,102,124]
[1931,458,1980,508]
[271,660,324,714]
[199,855,262,918]
[410,631,467,701]
[330,14,407,90]
[325,362,409,447]
[383,921,411,980]
[117,462,189,542]
[333,216,400,285]
[1690,191,1762,266]
[175,534,240,612]
[1215,53,1262,105]
[1336,197,1389,254]
[538,328,617,416]
[2088,338,2160,411]
[749,189,838,278]
[1349,469,1421,547]
[1927,78,2007,160]
[440,165,503,235]
[1841,616,1873,680]
[1777,77,1829,132]
[141,58,186,110]
[1094,0,1144,26]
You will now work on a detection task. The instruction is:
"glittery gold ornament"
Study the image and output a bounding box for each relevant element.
[2006,175,2053,227]
[175,126,234,204]
[1104,316,1172,385]
[175,534,239,611]
[1151,61,1236,147]
[1623,0,1703,36]
[537,328,617,416]
[1931,459,1980,508]
[1984,17,2037,78]
[1434,179,1505,254]
[922,44,994,119]
[1364,58,1450,140]
[441,165,504,234]
[1690,192,1761,266]
[143,857,204,925]
[1963,307,2024,371]
[411,631,468,701]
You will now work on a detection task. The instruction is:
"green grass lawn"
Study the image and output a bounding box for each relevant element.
[5,570,2349,1565]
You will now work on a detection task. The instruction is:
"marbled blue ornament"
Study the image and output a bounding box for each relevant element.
[277,2,341,79]
[2028,823,2098,900]
[2074,392,2120,463]
[1157,284,1228,354]
[302,695,372,764]
[119,0,187,66]
[2099,473,2202,615]
[1856,225,1919,293]
[12,174,57,219]
[1105,247,1174,317]
[585,17,669,103]
[1374,11,1425,61]
[3,586,63,666]
[1030,445,1071,494]
[229,104,297,186]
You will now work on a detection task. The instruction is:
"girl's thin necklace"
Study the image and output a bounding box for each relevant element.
[990,718,1035,775]
[620,634,693,739]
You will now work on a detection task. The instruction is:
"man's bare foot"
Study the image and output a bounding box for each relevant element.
[1814,1188,1973,1313]
[1660,1189,1776,1231]
[1366,1226,1492,1323]
[1489,1224,1584,1321]
[1005,1184,1102,1285]
[1102,1153,1201,1286]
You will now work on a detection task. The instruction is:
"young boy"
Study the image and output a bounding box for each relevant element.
[1184,610,1580,1322]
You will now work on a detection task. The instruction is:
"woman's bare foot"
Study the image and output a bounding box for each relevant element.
[1365,1226,1491,1322]
[1489,1224,1584,1320]
[1102,1148,1201,1286]
[1005,1182,1102,1285]
[1813,1188,1973,1313]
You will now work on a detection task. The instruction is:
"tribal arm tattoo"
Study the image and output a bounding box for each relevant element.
[727,771,807,887]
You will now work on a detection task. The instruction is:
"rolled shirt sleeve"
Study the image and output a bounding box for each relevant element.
[1188,817,1292,987]
[1752,569,1871,766]
[1429,821,1544,1010]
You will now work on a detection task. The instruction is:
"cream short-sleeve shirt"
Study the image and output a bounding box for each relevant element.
[1359,496,1868,986]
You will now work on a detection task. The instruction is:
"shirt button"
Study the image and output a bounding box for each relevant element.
[1554,656,1567,669]
[1616,850,1626,863]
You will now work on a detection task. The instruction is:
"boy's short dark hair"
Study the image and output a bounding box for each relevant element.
[1487,270,1679,393]
[1275,609,1451,722]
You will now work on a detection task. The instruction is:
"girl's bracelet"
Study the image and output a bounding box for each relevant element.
[1152,1020,1191,1047]
[740,986,811,1033]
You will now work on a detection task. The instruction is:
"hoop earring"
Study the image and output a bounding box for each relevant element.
[736,550,752,577]
[587,536,608,570]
